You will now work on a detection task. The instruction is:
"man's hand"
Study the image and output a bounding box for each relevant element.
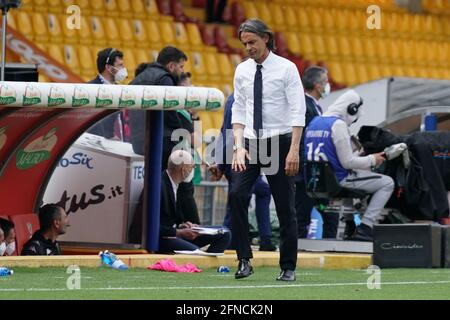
[285,149,300,176]
[373,152,386,167]
[232,148,251,172]
[176,228,200,240]
[179,221,199,229]
[208,164,223,181]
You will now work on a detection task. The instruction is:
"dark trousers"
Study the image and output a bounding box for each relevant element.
[158,226,231,253]
[295,179,339,238]
[229,134,297,271]
[224,175,272,247]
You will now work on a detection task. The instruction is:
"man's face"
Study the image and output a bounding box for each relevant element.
[167,60,185,80]
[55,209,70,235]
[181,163,195,181]
[240,32,269,61]
[315,72,329,94]
[106,57,125,75]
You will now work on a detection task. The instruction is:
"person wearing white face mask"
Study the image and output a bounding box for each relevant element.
[295,66,341,240]
[158,150,231,254]
[87,48,129,141]
[0,218,16,256]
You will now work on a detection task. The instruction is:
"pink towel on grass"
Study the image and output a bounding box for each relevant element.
[148,259,202,273]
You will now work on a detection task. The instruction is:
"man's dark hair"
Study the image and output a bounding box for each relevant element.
[302,66,328,91]
[0,218,14,238]
[39,204,63,231]
[238,19,275,51]
[96,48,124,74]
[179,72,191,83]
[156,46,187,66]
[135,62,152,77]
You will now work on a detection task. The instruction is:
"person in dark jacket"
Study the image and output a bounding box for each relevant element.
[21,204,69,256]
[159,150,230,253]
[295,66,340,239]
[87,48,128,140]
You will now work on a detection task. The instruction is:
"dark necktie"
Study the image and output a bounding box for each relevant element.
[253,64,263,137]
[316,102,323,115]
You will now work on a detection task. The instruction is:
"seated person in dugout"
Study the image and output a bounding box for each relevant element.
[159,150,231,254]
[0,218,16,256]
[304,90,394,242]
[21,204,70,256]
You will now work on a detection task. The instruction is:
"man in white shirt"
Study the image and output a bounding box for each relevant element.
[230,19,306,281]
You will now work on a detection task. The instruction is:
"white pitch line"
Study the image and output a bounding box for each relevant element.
[1,280,450,292]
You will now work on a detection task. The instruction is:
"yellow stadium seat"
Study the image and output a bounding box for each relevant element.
[90,0,105,16]
[298,33,314,59]
[254,2,272,25]
[122,48,137,78]
[242,1,258,19]
[337,35,351,59]
[7,12,17,30]
[367,64,381,81]
[204,52,220,81]
[399,40,414,65]
[20,0,33,11]
[342,62,357,85]
[90,17,107,46]
[324,35,339,58]
[355,64,369,84]
[174,22,190,50]
[134,49,150,67]
[362,38,377,62]
[145,20,162,46]
[374,38,388,61]
[117,0,133,19]
[269,3,285,31]
[117,19,135,46]
[327,61,345,84]
[78,46,95,78]
[78,16,93,45]
[33,0,47,12]
[60,13,77,44]
[159,20,176,46]
[63,45,80,74]
[334,9,348,32]
[47,0,63,14]
[47,44,65,65]
[322,9,336,32]
[183,56,194,76]
[144,0,159,18]
[62,0,90,14]
[131,0,146,19]
[297,8,310,32]
[217,53,233,79]
[16,11,33,41]
[308,7,323,32]
[190,52,207,81]
[47,14,63,43]
[186,23,203,48]
[312,35,327,61]
[105,0,119,17]
[287,32,302,56]
[285,6,297,30]
[350,37,364,61]
[35,42,47,52]
[102,18,121,48]
[131,20,149,48]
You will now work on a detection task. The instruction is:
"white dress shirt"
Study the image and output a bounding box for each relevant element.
[231,51,306,139]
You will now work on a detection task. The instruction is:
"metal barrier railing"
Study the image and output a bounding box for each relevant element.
[194,181,228,226]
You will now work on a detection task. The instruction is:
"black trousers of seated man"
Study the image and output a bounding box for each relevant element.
[229,133,298,271]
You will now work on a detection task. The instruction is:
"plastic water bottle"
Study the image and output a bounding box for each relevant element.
[99,250,128,270]
[217,266,230,273]
[0,267,13,276]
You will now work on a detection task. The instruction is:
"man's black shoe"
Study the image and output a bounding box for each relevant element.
[235,259,254,279]
[276,270,296,281]
[351,223,373,242]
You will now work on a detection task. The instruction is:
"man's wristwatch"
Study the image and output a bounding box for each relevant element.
[233,145,244,152]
